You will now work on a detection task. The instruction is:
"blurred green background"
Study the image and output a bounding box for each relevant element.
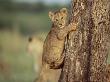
[0,0,110,82]
[0,0,71,82]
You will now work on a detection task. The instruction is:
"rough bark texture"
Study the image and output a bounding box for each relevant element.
[89,0,110,81]
[59,0,110,82]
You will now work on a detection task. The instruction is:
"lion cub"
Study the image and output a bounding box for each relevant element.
[43,8,77,69]
[38,8,78,82]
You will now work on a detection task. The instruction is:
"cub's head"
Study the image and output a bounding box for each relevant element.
[49,8,68,28]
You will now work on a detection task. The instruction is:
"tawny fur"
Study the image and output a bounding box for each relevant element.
[38,8,78,82]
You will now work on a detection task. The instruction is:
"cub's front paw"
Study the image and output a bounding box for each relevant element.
[71,23,78,31]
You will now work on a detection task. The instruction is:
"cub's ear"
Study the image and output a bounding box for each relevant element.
[60,8,67,14]
[49,11,54,19]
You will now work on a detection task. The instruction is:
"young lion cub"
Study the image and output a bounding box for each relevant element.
[43,8,77,69]
[38,8,78,82]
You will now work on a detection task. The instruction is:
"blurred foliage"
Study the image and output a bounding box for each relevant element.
[0,0,13,11]
[0,0,69,82]
[0,0,69,35]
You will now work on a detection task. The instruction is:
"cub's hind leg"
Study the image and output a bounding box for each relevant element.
[50,53,65,69]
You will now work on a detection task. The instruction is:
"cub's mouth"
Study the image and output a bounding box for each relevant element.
[59,25,65,28]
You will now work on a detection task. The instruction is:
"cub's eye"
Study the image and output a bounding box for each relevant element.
[61,17,63,19]
[56,19,58,21]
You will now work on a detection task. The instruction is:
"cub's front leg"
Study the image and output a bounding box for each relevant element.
[50,22,78,69]
[57,22,78,40]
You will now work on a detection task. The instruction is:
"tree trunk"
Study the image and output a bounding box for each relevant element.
[59,0,110,82]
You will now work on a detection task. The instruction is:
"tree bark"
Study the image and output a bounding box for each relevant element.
[59,0,110,82]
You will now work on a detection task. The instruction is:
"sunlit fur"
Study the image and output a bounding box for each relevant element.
[49,8,67,28]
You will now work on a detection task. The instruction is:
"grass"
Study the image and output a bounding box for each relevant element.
[0,31,37,82]
[2,54,35,82]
